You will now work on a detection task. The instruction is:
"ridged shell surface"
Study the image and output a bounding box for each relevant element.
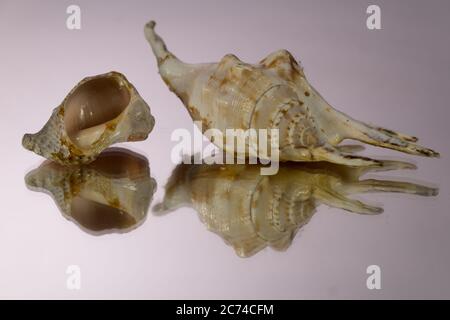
[145,21,439,166]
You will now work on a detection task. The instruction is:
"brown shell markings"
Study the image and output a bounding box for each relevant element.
[22,72,155,165]
[145,21,439,166]
[25,148,156,235]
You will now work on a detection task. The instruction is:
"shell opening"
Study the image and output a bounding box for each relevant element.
[64,76,131,149]
[70,197,136,232]
[88,148,149,179]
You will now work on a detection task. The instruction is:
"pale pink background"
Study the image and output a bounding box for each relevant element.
[0,0,449,299]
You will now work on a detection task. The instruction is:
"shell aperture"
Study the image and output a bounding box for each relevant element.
[22,72,155,165]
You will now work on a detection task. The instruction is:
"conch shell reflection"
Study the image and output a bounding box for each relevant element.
[145,21,439,166]
[22,72,155,165]
[155,159,437,257]
[25,148,156,235]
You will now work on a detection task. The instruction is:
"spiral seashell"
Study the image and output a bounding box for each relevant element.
[22,72,155,165]
[144,21,439,166]
[154,157,437,257]
[25,148,156,235]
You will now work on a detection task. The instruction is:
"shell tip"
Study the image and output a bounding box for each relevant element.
[24,173,34,187]
[428,187,439,197]
[22,133,34,151]
[368,206,384,215]
[152,202,170,215]
[145,20,156,31]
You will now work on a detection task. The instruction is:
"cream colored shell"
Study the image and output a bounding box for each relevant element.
[22,72,155,165]
[145,21,439,166]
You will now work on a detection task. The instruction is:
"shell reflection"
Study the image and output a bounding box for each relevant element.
[155,159,437,257]
[25,148,156,235]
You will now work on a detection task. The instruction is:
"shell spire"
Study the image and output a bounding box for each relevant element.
[144,21,177,66]
[144,21,211,106]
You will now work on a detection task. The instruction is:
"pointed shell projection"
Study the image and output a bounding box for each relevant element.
[145,21,439,166]
[154,158,437,257]
[25,148,156,235]
[22,72,155,165]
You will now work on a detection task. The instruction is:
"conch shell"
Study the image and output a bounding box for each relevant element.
[155,157,437,257]
[25,148,156,235]
[22,72,155,165]
[145,21,439,166]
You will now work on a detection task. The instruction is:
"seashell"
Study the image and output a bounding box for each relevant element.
[154,157,437,257]
[22,72,155,165]
[25,148,156,235]
[144,21,439,166]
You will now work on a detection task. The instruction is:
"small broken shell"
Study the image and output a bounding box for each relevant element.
[155,158,437,257]
[22,72,155,165]
[145,21,439,166]
[25,148,156,235]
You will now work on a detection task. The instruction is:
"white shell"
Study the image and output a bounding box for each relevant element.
[145,21,439,167]
[23,72,155,165]
[25,148,156,235]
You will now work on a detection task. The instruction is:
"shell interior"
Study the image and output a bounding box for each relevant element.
[64,77,131,149]
[68,149,149,232]
[70,196,136,232]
